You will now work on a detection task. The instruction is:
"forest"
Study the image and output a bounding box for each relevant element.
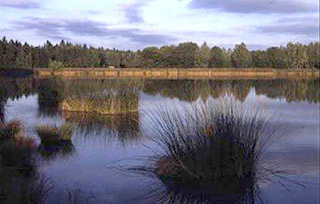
[0,36,319,69]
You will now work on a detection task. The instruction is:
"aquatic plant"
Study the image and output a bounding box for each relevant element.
[146,96,273,195]
[0,120,22,141]
[61,79,141,114]
[0,121,36,174]
[35,123,74,145]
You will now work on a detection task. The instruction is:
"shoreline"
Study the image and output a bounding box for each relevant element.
[32,68,320,79]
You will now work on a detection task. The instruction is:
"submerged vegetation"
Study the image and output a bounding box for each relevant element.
[61,79,141,114]
[142,96,274,202]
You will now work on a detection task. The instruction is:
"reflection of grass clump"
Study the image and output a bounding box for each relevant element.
[64,112,141,146]
[35,123,74,145]
[147,97,272,193]
[37,143,75,161]
[61,80,141,115]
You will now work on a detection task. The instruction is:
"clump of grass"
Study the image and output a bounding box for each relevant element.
[0,120,22,141]
[35,123,74,145]
[0,120,36,174]
[147,96,273,191]
[13,135,36,149]
[61,80,141,114]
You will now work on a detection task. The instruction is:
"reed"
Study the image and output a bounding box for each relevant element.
[61,79,141,114]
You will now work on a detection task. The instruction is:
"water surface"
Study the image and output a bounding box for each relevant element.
[1,78,319,203]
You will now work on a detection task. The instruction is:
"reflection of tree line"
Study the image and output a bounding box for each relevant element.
[143,79,320,103]
[0,78,319,121]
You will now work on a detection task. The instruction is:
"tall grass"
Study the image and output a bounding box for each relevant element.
[146,96,273,189]
[61,79,141,114]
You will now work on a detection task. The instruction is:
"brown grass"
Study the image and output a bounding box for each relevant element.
[35,123,74,145]
[34,68,320,79]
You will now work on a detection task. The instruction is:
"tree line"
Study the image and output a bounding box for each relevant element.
[0,36,319,69]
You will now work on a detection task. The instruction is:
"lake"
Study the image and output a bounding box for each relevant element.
[0,77,319,203]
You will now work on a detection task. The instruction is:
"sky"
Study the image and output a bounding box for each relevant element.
[0,0,319,50]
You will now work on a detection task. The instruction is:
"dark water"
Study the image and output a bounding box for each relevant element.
[0,77,319,203]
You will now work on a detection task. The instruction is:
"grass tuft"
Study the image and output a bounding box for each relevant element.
[146,96,273,189]
[35,123,74,145]
[0,120,22,141]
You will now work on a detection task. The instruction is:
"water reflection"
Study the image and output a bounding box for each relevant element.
[0,101,4,123]
[0,135,51,203]
[143,79,319,103]
[65,112,141,146]
[37,143,76,161]
[0,76,319,204]
[1,78,319,107]
[37,78,65,117]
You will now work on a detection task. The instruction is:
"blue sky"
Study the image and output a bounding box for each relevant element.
[0,0,319,50]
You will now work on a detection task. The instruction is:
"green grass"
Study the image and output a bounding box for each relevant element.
[35,123,74,145]
[146,96,273,189]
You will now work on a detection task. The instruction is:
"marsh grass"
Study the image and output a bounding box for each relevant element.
[0,120,22,141]
[35,123,74,145]
[144,95,274,196]
[0,120,36,175]
[0,120,52,203]
[61,79,141,114]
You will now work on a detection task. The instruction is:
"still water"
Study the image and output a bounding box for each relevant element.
[1,78,319,203]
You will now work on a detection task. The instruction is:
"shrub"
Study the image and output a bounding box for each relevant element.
[48,60,64,70]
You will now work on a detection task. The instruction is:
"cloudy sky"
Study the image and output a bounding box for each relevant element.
[0,0,318,50]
